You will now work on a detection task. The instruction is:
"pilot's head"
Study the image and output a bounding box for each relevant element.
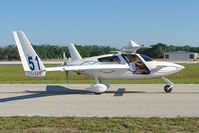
[130,55,137,62]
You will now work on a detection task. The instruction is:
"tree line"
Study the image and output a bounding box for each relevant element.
[137,43,199,58]
[0,43,199,60]
[0,44,118,60]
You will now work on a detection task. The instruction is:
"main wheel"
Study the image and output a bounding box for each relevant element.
[101,81,110,89]
[164,85,172,93]
[95,92,102,95]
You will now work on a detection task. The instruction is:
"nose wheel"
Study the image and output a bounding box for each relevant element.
[164,85,173,93]
[161,76,174,93]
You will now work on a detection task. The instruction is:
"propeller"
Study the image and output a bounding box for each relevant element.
[63,52,68,65]
[65,70,69,84]
[63,52,69,84]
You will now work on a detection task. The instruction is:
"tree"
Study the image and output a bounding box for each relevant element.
[0,43,199,60]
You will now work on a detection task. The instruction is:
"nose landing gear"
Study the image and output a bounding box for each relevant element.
[164,85,173,93]
[161,76,174,93]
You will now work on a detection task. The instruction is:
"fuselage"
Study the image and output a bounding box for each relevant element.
[13,31,182,93]
[67,53,185,79]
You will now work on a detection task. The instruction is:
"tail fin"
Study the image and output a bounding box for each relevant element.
[13,31,46,77]
[67,43,82,61]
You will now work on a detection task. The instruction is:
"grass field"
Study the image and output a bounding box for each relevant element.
[0,64,198,84]
[0,117,198,132]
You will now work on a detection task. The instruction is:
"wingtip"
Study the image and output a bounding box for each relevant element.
[12,31,24,34]
[67,43,75,46]
[129,40,140,46]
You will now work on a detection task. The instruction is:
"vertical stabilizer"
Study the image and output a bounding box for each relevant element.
[13,31,46,77]
[67,43,82,61]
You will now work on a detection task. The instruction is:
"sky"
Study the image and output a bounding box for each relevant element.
[0,0,199,48]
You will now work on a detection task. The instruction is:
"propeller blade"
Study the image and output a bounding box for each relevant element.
[65,71,69,84]
[63,52,68,65]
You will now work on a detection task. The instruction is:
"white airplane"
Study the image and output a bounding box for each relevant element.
[13,31,184,94]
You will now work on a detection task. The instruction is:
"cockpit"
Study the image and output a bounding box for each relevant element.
[139,54,153,62]
[122,54,151,74]
[98,56,121,63]
[97,54,151,75]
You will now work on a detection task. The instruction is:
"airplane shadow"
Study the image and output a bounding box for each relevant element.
[0,85,90,103]
[0,85,146,102]
[26,85,92,94]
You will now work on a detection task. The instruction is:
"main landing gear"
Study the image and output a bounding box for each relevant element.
[161,76,174,93]
[85,75,110,94]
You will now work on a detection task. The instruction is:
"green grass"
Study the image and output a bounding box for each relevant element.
[0,64,198,84]
[0,116,198,132]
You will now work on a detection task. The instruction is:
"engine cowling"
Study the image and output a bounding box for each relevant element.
[85,84,107,93]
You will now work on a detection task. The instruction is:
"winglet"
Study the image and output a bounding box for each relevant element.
[129,40,140,47]
[67,43,82,61]
[121,40,148,54]
[13,31,46,77]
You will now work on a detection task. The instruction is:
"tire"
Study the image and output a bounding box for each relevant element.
[95,92,102,95]
[101,81,110,89]
[164,85,172,93]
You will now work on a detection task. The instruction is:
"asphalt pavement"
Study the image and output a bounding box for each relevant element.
[0,84,199,117]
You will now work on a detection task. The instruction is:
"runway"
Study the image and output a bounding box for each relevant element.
[0,84,199,117]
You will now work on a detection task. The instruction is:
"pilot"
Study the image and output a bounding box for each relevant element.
[132,56,149,74]
[128,57,137,74]
[134,57,143,71]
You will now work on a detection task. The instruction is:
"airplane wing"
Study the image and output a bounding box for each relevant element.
[46,64,128,72]
[13,31,129,77]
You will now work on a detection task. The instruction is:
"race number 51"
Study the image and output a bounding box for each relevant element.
[28,56,41,70]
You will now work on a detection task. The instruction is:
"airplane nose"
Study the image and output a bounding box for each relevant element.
[179,65,185,70]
